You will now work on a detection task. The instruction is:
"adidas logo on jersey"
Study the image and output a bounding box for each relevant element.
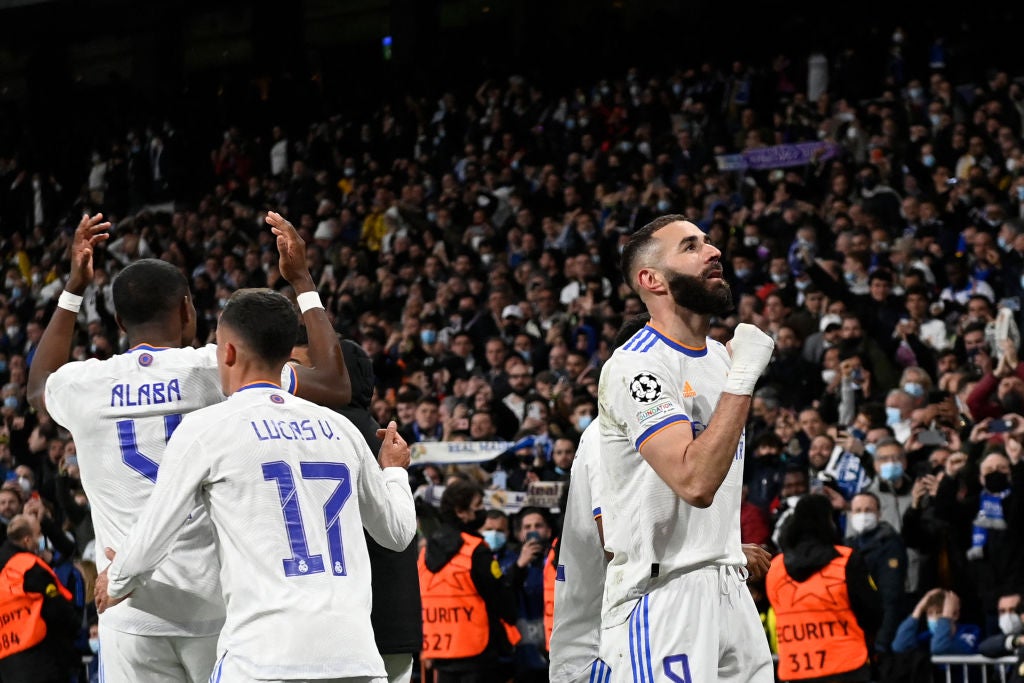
[682,381,696,398]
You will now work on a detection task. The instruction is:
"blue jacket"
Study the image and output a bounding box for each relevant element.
[892,615,980,655]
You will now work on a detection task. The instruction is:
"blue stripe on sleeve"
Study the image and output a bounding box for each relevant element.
[634,414,690,452]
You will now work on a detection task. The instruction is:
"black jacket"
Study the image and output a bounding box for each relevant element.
[0,541,81,683]
[846,521,908,651]
[336,340,423,655]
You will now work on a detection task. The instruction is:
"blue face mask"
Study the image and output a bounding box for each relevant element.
[927,617,941,634]
[903,382,925,398]
[481,529,506,552]
[734,268,752,280]
[865,443,877,457]
[0,361,7,373]
[3,397,18,410]
[885,407,903,427]
[576,414,593,431]
[420,329,437,345]
[880,461,904,481]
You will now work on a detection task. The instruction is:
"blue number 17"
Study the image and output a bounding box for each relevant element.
[262,461,353,578]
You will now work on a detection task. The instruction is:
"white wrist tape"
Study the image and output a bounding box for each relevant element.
[57,290,83,314]
[296,291,324,314]
[723,323,775,396]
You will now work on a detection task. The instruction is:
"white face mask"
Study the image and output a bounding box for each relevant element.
[785,495,802,510]
[821,369,838,385]
[999,612,1023,636]
[848,511,879,535]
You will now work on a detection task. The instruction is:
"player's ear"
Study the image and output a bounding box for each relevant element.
[636,266,664,294]
[222,342,237,367]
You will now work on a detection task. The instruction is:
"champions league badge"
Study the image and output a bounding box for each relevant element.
[629,372,663,403]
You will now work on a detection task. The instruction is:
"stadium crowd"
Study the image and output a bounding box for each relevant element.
[2,25,1024,683]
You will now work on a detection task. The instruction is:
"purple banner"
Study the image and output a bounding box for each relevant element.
[715,141,841,172]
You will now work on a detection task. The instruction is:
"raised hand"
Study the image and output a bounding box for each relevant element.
[265,211,311,286]
[67,213,111,293]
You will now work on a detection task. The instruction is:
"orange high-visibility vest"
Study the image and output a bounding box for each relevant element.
[542,539,558,650]
[0,552,73,659]
[766,545,868,681]
[418,533,493,659]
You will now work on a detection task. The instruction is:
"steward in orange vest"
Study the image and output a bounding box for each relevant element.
[542,538,557,651]
[766,495,882,683]
[0,515,79,683]
[419,481,519,682]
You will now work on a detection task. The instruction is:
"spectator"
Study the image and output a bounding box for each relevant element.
[978,590,1024,659]
[845,491,908,655]
[892,588,980,657]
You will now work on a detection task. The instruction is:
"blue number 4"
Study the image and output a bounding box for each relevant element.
[116,414,183,483]
[262,461,353,578]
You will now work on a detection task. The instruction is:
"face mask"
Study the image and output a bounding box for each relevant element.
[908,86,923,100]
[999,236,1009,250]
[785,495,802,510]
[427,211,437,223]
[844,271,858,284]
[770,273,788,285]
[743,236,760,247]
[4,397,19,410]
[886,407,903,427]
[88,638,100,654]
[37,536,46,552]
[578,117,590,128]
[564,118,576,131]
[795,279,810,291]
[923,154,936,167]
[6,326,19,338]
[480,253,494,266]
[420,329,437,345]
[848,511,879,535]
[984,471,1011,493]
[821,369,837,385]
[481,529,507,551]
[576,414,593,431]
[0,361,6,373]
[343,167,356,177]
[999,613,1023,636]
[880,462,904,481]
[1007,159,1018,173]
[929,114,942,128]
[864,442,877,457]
[903,382,925,399]
[927,617,941,634]
[734,268,752,280]
[17,477,31,495]
[657,199,671,212]
[554,466,568,475]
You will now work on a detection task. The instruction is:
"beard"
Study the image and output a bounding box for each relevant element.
[666,267,734,317]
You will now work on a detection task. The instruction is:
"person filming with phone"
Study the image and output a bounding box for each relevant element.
[508,508,553,682]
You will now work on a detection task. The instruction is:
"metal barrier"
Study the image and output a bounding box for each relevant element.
[931,654,1018,683]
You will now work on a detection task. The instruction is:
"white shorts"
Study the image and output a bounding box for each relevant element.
[562,658,612,683]
[600,566,774,683]
[207,652,388,683]
[98,622,218,683]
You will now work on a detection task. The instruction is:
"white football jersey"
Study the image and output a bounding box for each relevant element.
[106,384,416,680]
[596,324,746,626]
[550,420,606,683]
[44,344,297,636]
